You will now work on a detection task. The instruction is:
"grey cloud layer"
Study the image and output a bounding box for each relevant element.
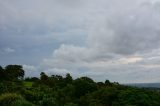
[43,0,160,83]
[88,1,160,55]
[1,0,160,83]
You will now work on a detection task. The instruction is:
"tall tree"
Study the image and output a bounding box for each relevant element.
[0,66,5,80]
[65,73,73,84]
[74,77,97,97]
[105,79,112,86]
[40,72,49,83]
[5,65,24,80]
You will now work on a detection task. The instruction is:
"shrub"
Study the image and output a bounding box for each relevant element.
[0,93,23,106]
[12,99,35,106]
[0,93,35,106]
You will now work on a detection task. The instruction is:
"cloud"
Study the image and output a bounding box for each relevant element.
[88,0,160,55]
[0,0,90,66]
[4,47,15,53]
[23,64,39,77]
[42,0,160,83]
[0,47,15,54]
[2,0,160,83]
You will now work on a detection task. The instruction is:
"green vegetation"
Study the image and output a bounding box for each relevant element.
[1,65,160,106]
[0,93,34,106]
[23,81,33,88]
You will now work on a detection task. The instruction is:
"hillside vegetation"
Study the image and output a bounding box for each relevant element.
[0,65,160,106]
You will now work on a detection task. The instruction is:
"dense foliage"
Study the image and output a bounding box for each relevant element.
[0,65,160,106]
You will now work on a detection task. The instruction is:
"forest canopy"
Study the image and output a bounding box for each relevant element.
[0,64,160,106]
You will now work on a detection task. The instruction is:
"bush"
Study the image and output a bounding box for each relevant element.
[0,93,23,106]
[39,97,56,106]
[12,99,35,106]
[0,93,35,106]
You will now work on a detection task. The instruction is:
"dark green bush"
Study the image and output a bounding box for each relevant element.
[12,99,35,106]
[0,93,23,106]
[0,93,35,106]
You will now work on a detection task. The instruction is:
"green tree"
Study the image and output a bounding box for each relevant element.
[105,79,112,86]
[118,89,152,106]
[5,65,24,80]
[65,73,73,84]
[40,72,49,84]
[0,66,5,80]
[74,77,97,98]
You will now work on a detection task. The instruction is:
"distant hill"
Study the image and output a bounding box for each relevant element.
[125,83,160,88]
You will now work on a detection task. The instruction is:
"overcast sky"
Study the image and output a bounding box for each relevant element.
[1,0,160,83]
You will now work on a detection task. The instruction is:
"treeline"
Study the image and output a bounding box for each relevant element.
[0,65,24,81]
[0,65,160,106]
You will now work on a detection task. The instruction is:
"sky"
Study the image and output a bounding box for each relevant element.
[1,0,160,83]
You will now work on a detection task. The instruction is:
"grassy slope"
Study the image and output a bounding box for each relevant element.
[23,81,33,87]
